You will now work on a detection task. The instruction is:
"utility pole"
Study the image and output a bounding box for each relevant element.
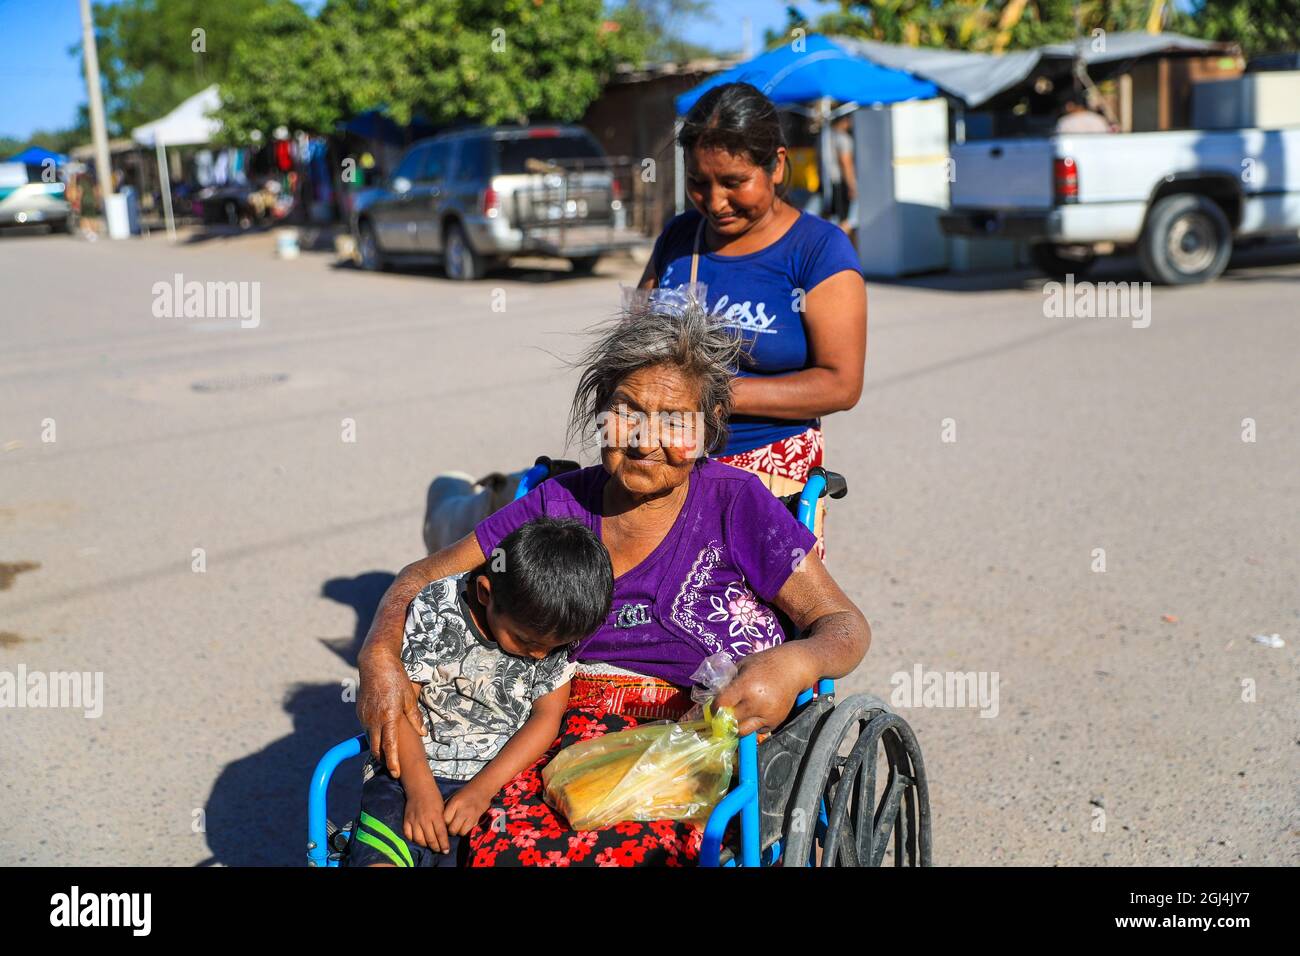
[79,0,116,229]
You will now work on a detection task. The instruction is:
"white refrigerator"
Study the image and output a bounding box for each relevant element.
[852,98,951,276]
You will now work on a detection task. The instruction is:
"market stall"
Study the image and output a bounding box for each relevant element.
[132,84,223,238]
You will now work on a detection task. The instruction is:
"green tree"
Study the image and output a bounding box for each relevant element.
[781,1,1182,52]
[0,125,88,159]
[79,0,273,134]
[213,0,348,143]
[1190,0,1300,56]
[216,0,655,138]
[623,0,718,60]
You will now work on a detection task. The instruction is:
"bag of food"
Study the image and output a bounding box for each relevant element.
[541,654,740,830]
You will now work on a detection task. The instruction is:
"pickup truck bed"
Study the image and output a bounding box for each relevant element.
[941,126,1300,283]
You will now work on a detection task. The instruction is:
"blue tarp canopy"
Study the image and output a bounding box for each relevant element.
[675,33,937,115]
[338,110,436,145]
[6,145,68,166]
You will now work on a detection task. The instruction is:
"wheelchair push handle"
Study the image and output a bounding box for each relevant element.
[515,456,582,500]
[795,468,847,535]
[807,467,848,500]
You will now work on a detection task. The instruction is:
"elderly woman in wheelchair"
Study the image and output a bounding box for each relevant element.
[320,291,930,867]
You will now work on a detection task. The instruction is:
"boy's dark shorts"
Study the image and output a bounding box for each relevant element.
[344,769,469,868]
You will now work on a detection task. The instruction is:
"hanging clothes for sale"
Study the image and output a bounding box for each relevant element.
[212,149,230,185]
[274,139,292,172]
[308,139,331,204]
[194,149,214,186]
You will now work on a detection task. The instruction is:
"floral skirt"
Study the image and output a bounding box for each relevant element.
[716,426,827,559]
[465,671,702,867]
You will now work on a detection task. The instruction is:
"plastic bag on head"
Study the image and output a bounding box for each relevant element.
[620,281,709,318]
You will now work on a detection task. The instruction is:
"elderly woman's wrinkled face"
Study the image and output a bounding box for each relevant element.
[598,364,707,498]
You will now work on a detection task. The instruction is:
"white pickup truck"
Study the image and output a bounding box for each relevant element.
[939,127,1300,284]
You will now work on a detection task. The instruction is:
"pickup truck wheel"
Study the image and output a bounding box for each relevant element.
[569,255,601,276]
[443,222,483,281]
[1138,193,1232,285]
[1030,243,1096,280]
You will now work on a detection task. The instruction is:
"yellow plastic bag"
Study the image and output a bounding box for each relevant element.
[542,704,739,830]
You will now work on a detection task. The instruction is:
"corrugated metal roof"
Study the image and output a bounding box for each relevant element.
[832,31,1234,108]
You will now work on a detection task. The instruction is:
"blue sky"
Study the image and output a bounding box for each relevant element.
[0,0,92,138]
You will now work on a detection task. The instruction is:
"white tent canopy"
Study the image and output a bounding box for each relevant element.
[131,84,222,239]
[132,83,222,147]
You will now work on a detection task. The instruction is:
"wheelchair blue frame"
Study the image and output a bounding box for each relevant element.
[307,465,833,867]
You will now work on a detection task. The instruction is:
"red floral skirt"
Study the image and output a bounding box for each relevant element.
[465,672,702,867]
[716,426,827,559]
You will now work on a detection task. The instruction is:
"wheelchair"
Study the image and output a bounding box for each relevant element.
[308,456,932,867]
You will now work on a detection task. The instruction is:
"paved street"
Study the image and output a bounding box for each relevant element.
[1,229,1296,865]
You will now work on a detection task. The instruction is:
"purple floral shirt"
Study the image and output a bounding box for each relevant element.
[475,459,818,688]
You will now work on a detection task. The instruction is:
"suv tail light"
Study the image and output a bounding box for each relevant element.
[611,177,622,201]
[482,183,500,218]
[1054,157,1079,204]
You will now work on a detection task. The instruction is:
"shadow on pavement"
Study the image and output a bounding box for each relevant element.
[199,570,395,866]
[328,256,619,283]
[1218,240,1300,282]
[319,571,399,666]
[0,225,72,240]
[180,223,344,251]
[867,241,1300,293]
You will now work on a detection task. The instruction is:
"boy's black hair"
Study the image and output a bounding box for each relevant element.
[481,516,613,644]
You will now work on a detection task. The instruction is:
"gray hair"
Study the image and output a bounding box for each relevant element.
[567,288,748,457]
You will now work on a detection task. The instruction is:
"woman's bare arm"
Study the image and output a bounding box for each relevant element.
[714,553,870,736]
[730,270,866,420]
[356,532,485,777]
[637,256,657,290]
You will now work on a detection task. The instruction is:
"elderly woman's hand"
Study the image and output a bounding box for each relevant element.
[354,538,487,775]
[357,648,426,777]
[716,553,872,737]
[714,642,818,736]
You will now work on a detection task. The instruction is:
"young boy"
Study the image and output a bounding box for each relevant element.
[347,516,613,867]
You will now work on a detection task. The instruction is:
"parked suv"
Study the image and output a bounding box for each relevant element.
[351,124,644,279]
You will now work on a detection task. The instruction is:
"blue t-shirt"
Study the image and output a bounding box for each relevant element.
[650,208,862,456]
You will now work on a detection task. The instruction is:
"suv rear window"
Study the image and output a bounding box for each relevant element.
[495,134,604,174]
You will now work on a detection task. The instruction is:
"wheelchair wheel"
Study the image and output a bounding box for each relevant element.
[782,694,932,867]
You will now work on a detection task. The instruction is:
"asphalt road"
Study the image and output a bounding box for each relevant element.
[1,228,1296,866]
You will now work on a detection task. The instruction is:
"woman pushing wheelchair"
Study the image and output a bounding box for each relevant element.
[353,287,872,867]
